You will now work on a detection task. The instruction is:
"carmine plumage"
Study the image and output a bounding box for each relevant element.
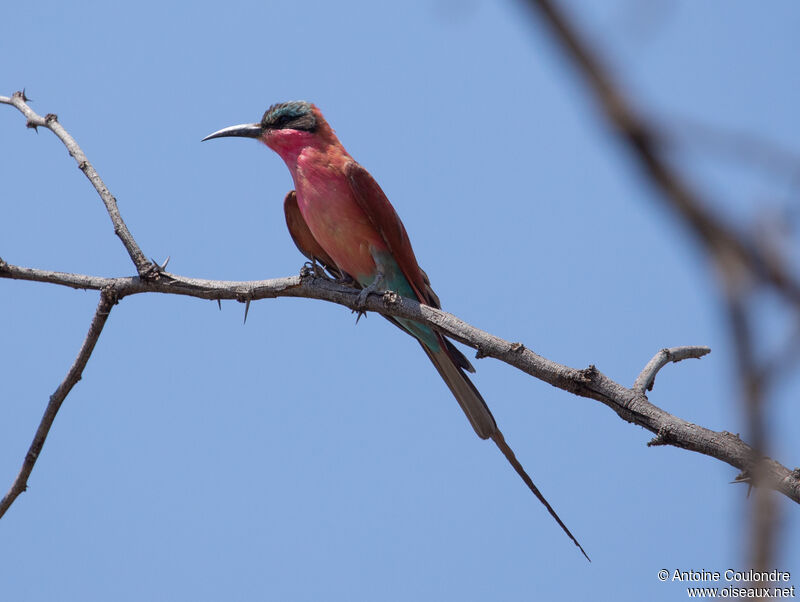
[204,102,588,560]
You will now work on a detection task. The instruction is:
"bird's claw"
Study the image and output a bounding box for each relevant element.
[300,263,313,278]
[352,288,372,324]
[310,258,328,279]
[352,271,385,324]
[354,287,371,310]
[335,273,357,287]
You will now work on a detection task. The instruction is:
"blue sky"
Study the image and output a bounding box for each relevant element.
[1,1,798,600]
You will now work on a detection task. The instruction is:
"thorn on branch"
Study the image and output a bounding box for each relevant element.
[721,430,742,441]
[579,364,598,383]
[140,257,171,283]
[235,292,254,324]
[731,471,754,497]
[647,425,673,446]
[731,470,751,485]
[149,256,170,271]
[14,89,32,102]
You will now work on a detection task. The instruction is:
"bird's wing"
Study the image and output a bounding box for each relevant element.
[345,161,434,306]
[345,162,476,373]
[283,190,343,279]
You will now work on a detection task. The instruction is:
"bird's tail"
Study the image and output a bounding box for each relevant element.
[423,344,590,561]
[490,429,590,561]
[422,344,496,440]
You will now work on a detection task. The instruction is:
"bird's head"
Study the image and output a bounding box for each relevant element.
[203,101,337,161]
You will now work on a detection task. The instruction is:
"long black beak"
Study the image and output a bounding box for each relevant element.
[202,123,262,142]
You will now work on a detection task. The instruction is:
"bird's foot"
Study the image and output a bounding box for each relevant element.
[353,287,371,324]
[352,270,385,323]
[334,273,358,287]
[301,260,332,280]
[311,258,329,279]
[300,262,315,279]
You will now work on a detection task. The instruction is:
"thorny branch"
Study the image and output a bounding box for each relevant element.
[0,289,116,518]
[2,258,800,515]
[0,92,154,277]
[1,84,799,541]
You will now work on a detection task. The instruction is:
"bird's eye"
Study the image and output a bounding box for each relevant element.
[273,113,292,127]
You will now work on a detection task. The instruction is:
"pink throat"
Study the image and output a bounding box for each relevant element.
[263,129,321,166]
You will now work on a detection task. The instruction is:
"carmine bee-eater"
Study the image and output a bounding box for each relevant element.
[204,101,588,560]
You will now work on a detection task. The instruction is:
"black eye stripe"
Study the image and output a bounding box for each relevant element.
[259,101,317,132]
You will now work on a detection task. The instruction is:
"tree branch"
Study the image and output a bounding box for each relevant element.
[633,346,711,393]
[0,289,116,519]
[0,91,153,277]
[3,258,799,509]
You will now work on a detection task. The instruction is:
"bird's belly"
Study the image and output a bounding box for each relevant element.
[295,185,386,284]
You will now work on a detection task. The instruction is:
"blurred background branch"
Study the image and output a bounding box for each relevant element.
[522,0,799,575]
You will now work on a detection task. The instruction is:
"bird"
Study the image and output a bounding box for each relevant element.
[204,101,588,560]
